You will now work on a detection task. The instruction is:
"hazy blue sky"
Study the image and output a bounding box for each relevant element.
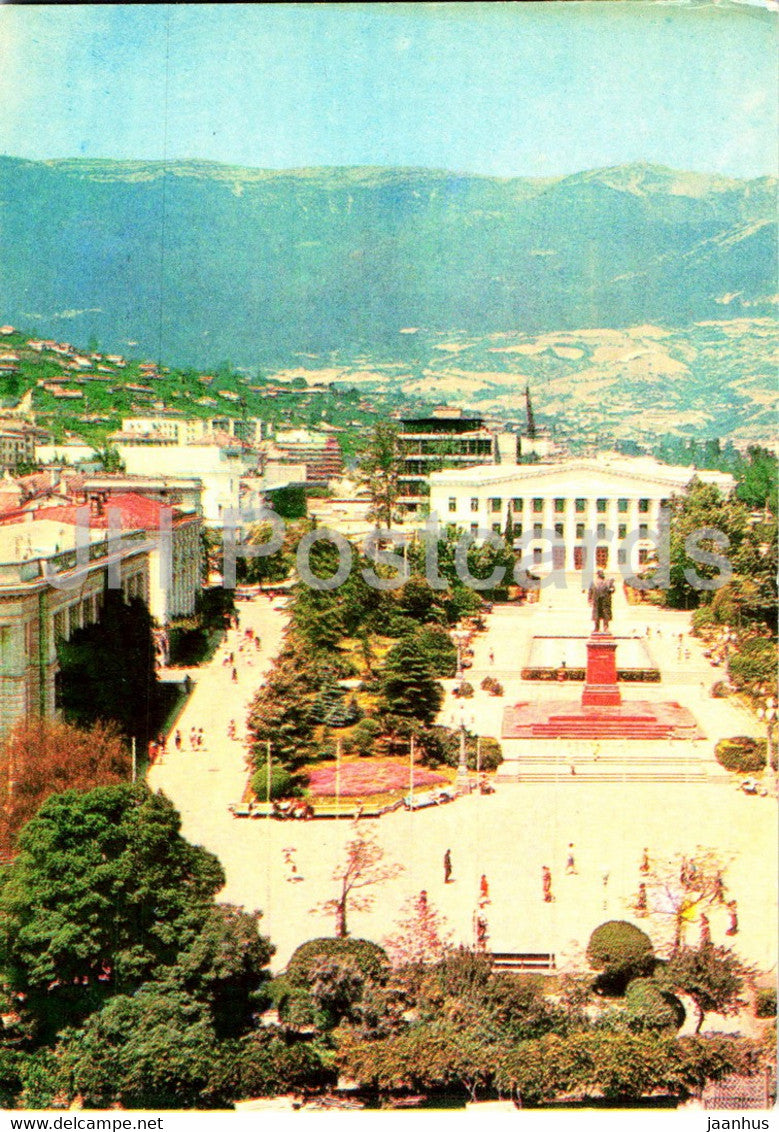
[0,2,776,178]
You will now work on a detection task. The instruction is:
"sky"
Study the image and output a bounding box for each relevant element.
[0,2,776,179]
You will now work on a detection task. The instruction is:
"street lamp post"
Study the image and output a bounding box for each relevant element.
[757,695,778,791]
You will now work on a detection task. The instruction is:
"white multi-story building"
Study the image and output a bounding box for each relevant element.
[429,456,735,575]
[0,518,152,740]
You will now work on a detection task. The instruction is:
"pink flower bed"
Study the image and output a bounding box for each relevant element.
[307,758,447,798]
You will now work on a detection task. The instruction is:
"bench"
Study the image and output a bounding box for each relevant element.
[491,952,556,972]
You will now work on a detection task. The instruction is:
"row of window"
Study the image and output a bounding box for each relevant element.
[450,496,660,515]
[466,521,652,540]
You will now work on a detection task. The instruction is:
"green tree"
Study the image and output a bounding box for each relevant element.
[660,944,748,1034]
[246,639,321,768]
[380,636,444,725]
[0,784,224,1039]
[359,423,402,528]
[665,482,749,610]
[55,985,228,1109]
[172,904,274,1038]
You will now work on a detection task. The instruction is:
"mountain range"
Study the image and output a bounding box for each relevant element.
[0,156,775,369]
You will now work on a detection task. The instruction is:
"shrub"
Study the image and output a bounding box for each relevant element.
[728,638,778,690]
[480,676,504,696]
[625,978,685,1032]
[711,680,730,698]
[229,1031,334,1096]
[453,681,474,698]
[250,764,299,801]
[691,606,717,635]
[755,988,776,1018]
[286,938,390,988]
[714,736,767,774]
[587,921,655,996]
[351,717,382,756]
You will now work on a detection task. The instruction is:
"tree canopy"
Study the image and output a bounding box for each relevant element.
[0,784,271,1042]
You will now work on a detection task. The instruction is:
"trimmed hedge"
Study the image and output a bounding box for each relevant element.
[250,765,302,800]
[714,736,767,774]
[588,921,655,996]
[286,938,390,988]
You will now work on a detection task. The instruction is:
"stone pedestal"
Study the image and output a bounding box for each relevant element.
[581,633,621,707]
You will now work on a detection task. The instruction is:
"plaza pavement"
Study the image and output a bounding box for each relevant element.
[148,584,777,1015]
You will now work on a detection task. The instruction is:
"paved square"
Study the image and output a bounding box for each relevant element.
[148,586,777,991]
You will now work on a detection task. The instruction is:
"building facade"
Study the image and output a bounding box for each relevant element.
[398,408,515,512]
[0,519,152,740]
[30,495,202,625]
[429,457,735,575]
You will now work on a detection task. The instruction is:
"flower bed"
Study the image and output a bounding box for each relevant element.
[306,757,447,798]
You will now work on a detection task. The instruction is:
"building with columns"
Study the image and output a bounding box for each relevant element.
[429,456,735,575]
[0,518,152,741]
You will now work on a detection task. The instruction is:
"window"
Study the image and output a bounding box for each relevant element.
[533,547,543,564]
[596,523,607,540]
[639,523,648,539]
[617,548,627,565]
[533,523,543,538]
[554,522,564,538]
[638,548,650,565]
[638,498,649,513]
[515,523,523,538]
[492,522,502,534]
[596,498,607,513]
[618,524,627,540]
[490,497,502,513]
[575,522,585,539]
[575,498,586,513]
[470,523,479,536]
[470,498,479,512]
[448,497,456,513]
[618,498,628,513]
[554,498,565,514]
[533,498,544,513]
[512,497,523,512]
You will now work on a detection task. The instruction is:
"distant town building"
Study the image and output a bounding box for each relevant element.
[115,415,266,447]
[398,407,516,512]
[267,429,344,483]
[0,420,48,472]
[429,455,735,575]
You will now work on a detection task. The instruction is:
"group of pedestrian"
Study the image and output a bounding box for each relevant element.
[189,726,206,750]
[148,734,165,764]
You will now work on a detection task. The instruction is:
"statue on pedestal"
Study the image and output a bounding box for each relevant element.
[588,570,615,633]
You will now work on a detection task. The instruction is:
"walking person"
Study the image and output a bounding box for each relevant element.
[443,849,453,884]
[479,874,490,905]
[542,865,553,902]
[565,843,577,874]
[726,900,739,936]
[640,847,650,875]
[636,882,647,916]
[174,729,182,752]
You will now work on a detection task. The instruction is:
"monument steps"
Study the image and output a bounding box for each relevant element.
[505,770,712,784]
